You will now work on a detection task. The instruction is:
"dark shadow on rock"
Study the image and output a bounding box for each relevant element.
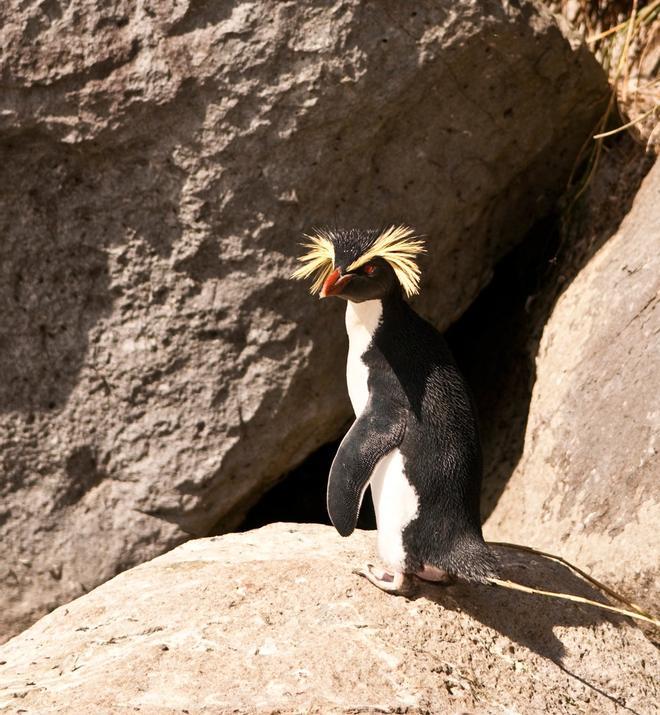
[407,546,641,713]
[554,663,640,715]
[446,136,656,520]
[445,211,560,521]
[167,0,234,37]
[240,439,377,532]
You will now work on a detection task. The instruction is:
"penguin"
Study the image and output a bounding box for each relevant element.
[293,226,497,593]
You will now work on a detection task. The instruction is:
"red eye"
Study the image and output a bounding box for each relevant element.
[363,263,376,275]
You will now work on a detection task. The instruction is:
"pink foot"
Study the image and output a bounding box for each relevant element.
[353,563,407,593]
[415,565,455,585]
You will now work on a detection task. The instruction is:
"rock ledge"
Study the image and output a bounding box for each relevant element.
[0,524,657,714]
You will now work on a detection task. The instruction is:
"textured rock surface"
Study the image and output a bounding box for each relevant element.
[0,524,657,715]
[0,0,607,641]
[485,160,660,613]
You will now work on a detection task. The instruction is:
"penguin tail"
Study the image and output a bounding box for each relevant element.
[442,533,499,584]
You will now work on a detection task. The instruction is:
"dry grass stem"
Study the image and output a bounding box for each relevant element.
[487,577,660,626]
[593,102,660,137]
[562,0,658,207]
[487,541,660,627]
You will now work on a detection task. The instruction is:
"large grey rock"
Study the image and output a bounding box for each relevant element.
[0,524,657,714]
[485,160,660,613]
[0,0,607,641]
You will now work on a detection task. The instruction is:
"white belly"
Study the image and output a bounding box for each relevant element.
[370,449,419,571]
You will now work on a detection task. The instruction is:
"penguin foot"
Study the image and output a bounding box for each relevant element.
[353,563,409,594]
[415,565,455,586]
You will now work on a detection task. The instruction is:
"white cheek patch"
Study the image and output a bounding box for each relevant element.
[345,300,382,417]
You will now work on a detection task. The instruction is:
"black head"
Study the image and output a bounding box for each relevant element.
[292,226,425,302]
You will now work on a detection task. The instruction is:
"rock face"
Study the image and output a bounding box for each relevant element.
[0,524,657,715]
[0,0,607,641]
[485,160,660,612]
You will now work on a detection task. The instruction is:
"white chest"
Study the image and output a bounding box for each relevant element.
[344,300,418,571]
[345,300,382,417]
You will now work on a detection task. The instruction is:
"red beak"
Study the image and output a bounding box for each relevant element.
[320,269,354,298]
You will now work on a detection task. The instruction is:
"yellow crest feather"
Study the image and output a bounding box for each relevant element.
[291,230,335,294]
[292,225,425,297]
[347,225,425,297]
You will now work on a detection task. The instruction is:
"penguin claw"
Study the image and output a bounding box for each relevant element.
[351,564,372,577]
[353,563,411,595]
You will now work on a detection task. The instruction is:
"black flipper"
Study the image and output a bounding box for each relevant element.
[327,404,406,537]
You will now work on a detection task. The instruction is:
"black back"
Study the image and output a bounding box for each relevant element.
[363,293,496,581]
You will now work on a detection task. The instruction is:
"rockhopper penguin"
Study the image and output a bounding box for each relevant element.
[293,226,497,593]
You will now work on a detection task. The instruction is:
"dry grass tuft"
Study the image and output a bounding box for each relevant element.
[557,0,658,144]
[551,0,659,202]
